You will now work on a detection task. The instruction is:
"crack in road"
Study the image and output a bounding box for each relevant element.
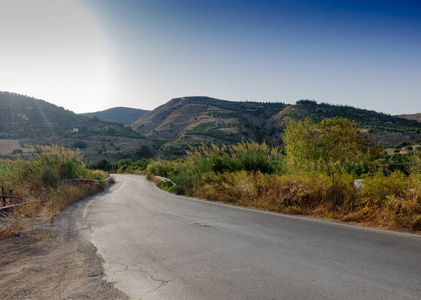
[139,268,172,298]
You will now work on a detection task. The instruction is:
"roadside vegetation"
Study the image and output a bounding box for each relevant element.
[87,157,151,174]
[146,117,421,232]
[0,145,109,238]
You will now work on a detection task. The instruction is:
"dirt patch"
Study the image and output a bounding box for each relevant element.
[0,214,128,299]
[0,139,24,155]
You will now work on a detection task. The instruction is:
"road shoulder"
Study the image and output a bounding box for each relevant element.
[0,203,128,300]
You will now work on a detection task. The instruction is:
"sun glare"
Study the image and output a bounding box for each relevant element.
[0,0,113,113]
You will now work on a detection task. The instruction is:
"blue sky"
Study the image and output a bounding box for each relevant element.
[1,0,420,114]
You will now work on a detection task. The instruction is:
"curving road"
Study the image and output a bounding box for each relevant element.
[74,174,421,300]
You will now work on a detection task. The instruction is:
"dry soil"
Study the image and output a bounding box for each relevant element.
[0,207,128,300]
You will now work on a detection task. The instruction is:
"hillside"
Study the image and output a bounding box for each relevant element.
[132,97,421,154]
[400,113,421,123]
[80,107,150,125]
[132,96,287,145]
[2,93,420,160]
[263,100,421,146]
[0,92,154,161]
[277,100,421,131]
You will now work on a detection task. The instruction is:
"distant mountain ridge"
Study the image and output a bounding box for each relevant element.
[0,92,152,161]
[2,91,421,160]
[131,97,421,151]
[0,92,139,140]
[80,107,150,125]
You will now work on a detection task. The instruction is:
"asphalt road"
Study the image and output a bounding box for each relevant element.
[74,174,421,300]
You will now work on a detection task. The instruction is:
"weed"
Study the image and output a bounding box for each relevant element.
[0,145,108,238]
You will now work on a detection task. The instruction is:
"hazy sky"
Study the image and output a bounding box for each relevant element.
[1,0,420,114]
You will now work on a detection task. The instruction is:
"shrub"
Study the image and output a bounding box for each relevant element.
[41,166,59,187]
[283,117,381,174]
[145,139,421,232]
[0,145,108,237]
[88,158,113,171]
[73,141,88,149]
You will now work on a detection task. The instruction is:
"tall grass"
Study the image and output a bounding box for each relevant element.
[147,141,421,232]
[0,145,108,238]
[147,141,284,194]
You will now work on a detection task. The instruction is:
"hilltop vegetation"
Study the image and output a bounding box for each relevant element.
[285,100,421,132]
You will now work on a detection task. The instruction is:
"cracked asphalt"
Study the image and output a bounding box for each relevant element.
[73,174,421,300]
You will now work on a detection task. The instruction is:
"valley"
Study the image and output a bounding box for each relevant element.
[1,92,421,161]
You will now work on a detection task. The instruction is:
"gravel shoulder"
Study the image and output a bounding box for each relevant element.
[0,201,128,300]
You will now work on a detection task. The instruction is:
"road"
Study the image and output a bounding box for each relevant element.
[74,174,421,300]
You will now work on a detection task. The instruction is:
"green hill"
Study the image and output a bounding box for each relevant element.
[0,92,154,161]
[131,97,421,155]
[80,107,150,125]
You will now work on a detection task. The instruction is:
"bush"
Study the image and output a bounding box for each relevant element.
[0,145,108,237]
[73,141,88,149]
[88,158,113,171]
[41,166,59,187]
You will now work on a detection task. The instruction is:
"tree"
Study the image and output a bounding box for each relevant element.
[135,145,153,159]
[89,158,112,171]
[283,117,381,173]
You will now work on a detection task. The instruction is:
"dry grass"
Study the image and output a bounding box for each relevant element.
[1,145,109,239]
[0,219,25,238]
[38,184,102,221]
[153,168,421,233]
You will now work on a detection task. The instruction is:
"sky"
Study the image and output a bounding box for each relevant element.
[0,0,420,115]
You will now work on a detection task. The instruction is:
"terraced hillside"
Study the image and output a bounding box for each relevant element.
[132,96,287,144]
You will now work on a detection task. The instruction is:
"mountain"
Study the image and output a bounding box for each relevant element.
[0,92,154,161]
[80,107,150,125]
[2,92,420,160]
[132,97,421,154]
[132,96,287,144]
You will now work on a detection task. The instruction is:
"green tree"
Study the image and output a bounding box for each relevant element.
[283,117,381,173]
[283,117,319,170]
[135,145,153,159]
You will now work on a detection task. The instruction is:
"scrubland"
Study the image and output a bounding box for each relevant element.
[146,118,421,232]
